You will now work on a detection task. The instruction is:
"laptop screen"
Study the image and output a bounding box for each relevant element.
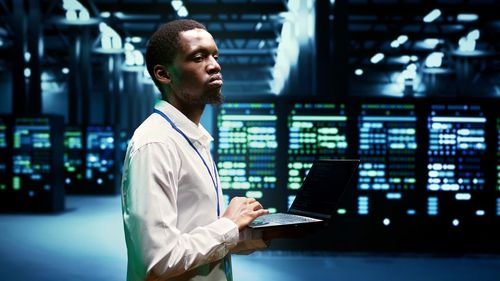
[289,159,359,219]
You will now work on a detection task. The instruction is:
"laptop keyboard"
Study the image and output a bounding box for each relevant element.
[250,213,320,227]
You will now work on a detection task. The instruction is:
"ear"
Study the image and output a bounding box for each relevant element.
[153,64,171,85]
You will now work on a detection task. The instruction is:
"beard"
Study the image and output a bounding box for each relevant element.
[178,88,224,106]
[202,89,224,105]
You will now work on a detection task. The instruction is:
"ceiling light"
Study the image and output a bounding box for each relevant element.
[423,9,441,23]
[130,37,142,43]
[370,53,384,64]
[423,38,440,48]
[467,29,480,41]
[457,13,478,22]
[390,41,400,48]
[177,6,188,17]
[171,0,183,11]
[397,35,408,45]
[425,52,444,68]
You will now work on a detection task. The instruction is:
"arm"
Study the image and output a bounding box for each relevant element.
[122,142,239,279]
[222,198,270,255]
[231,228,268,255]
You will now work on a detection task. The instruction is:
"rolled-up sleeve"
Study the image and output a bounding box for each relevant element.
[122,142,239,280]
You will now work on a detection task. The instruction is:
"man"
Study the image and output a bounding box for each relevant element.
[121,19,269,281]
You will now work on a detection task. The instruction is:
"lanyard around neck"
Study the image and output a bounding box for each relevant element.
[154,109,220,217]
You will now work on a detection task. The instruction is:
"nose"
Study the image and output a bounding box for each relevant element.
[207,55,221,74]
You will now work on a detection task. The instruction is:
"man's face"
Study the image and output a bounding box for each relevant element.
[166,28,223,105]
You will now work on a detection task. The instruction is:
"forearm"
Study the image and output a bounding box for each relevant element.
[230,227,267,255]
[145,217,239,278]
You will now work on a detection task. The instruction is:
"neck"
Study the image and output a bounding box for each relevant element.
[165,97,205,125]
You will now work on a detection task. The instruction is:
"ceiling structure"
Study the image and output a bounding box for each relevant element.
[0,0,288,96]
[1,0,499,98]
[341,0,500,97]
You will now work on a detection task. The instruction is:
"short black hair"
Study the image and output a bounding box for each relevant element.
[145,19,207,91]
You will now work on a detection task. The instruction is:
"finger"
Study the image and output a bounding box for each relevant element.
[254,209,269,217]
[249,201,264,211]
[231,197,244,204]
[247,197,257,203]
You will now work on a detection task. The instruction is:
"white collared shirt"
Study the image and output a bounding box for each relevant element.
[121,100,239,281]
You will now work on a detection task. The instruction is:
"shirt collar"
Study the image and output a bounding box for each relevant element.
[154,100,214,147]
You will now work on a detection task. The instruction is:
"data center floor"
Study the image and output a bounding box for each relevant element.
[0,195,499,281]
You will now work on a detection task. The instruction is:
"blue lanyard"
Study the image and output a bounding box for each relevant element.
[154,109,220,217]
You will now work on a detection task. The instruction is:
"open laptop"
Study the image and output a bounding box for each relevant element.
[249,159,360,229]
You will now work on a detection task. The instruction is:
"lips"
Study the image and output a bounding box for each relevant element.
[207,74,223,87]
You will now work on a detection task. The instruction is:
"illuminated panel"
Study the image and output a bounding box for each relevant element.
[64,128,84,190]
[357,104,417,216]
[0,118,9,192]
[86,126,115,189]
[427,104,487,219]
[12,118,53,198]
[287,103,347,192]
[216,103,277,211]
[497,118,500,216]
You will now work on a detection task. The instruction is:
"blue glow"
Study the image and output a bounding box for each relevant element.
[397,35,408,45]
[62,0,90,21]
[358,104,417,195]
[177,6,188,17]
[468,29,480,41]
[287,103,347,195]
[425,52,444,68]
[455,193,471,200]
[457,14,478,22]
[99,23,122,50]
[423,38,441,49]
[358,196,369,215]
[458,30,480,52]
[362,116,416,122]
[386,193,402,200]
[423,9,441,23]
[217,103,278,209]
[288,195,296,209]
[497,119,500,193]
[12,118,53,195]
[171,0,183,10]
[427,197,438,216]
[427,105,486,193]
[0,119,9,191]
[64,129,84,189]
[370,53,384,64]
[86,126,115,186]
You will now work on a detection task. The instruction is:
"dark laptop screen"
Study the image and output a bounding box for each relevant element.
[289,159,359,219]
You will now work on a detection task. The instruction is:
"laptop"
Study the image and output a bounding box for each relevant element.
[249,159,360,229]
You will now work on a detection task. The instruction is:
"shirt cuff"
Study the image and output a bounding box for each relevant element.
[212,217,239,247]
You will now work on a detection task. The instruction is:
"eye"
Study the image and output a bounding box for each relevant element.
[193,55,204,62]
[213,54,219,61]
